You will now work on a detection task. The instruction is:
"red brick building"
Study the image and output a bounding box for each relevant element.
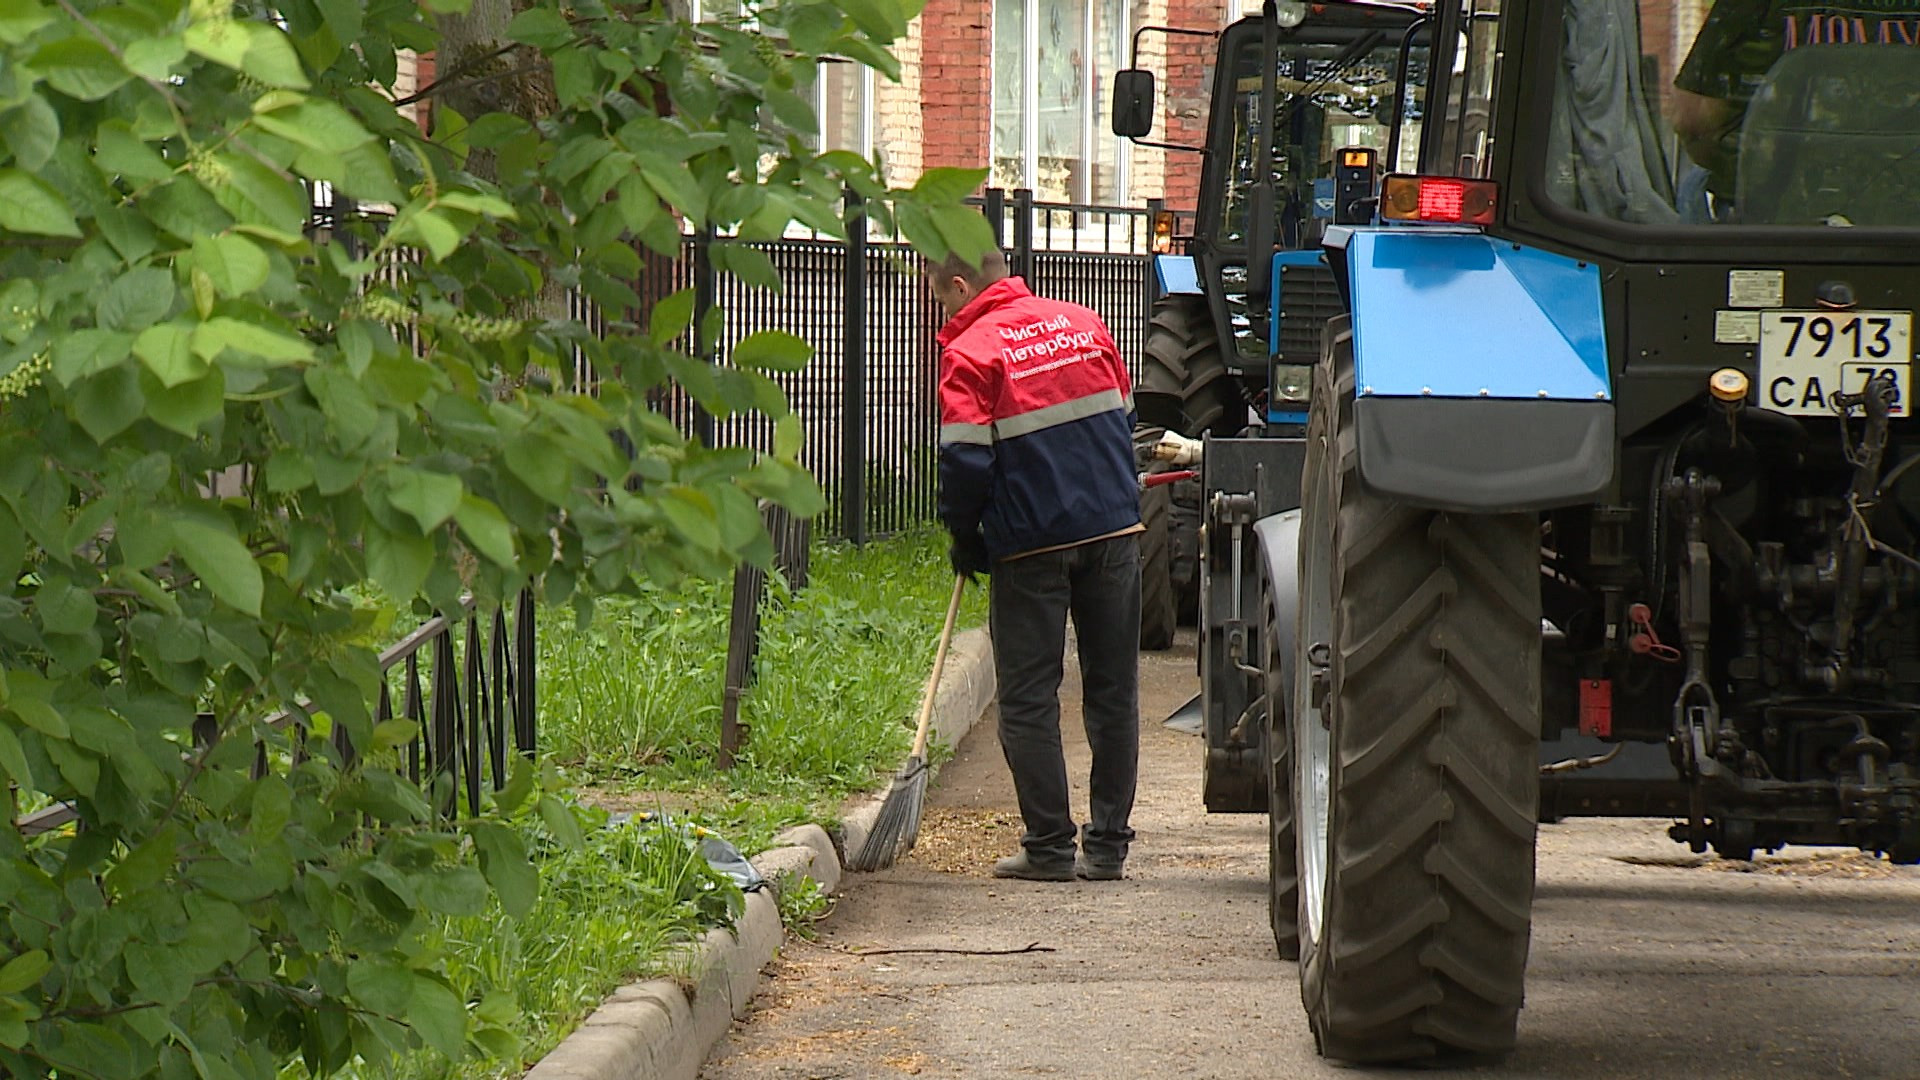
[829,0,1244,215]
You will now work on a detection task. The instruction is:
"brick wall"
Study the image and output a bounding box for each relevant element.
[876,19,927,184]
[920,0,995,172]
[1159,0,1224,212]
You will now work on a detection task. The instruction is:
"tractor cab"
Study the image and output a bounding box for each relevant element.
[1112,1,1427,434]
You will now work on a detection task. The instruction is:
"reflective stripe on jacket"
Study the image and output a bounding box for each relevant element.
[936,277,1140,561]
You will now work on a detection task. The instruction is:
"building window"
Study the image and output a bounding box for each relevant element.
[815,59,875,156]
[992,0,1129,204]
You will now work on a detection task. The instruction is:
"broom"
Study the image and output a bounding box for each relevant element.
[848,574,968,871]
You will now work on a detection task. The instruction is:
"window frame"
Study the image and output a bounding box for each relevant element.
[990,0,1132,204]
[1499,0,1920,263]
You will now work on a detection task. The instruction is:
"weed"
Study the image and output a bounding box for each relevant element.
[774,875,833,940]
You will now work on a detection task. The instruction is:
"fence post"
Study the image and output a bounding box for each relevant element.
[842,186,868,545]
[1145,196,1165,312]
[984,187,1006,250]
[1011,188,1034,283]
[691,222,717,448]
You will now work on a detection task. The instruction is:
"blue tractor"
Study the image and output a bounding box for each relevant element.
[1118,0,1920,1062]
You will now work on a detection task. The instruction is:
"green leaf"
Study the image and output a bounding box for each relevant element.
[537,795,586,848]
[0,1,53,45]
[454,496,516,568]
[912,166,990,205]
[1,95,59,172]
[0,168,80,237]
[11,698,65,739]
[73,365,145,442]
[648,289,695,346]
[96,268,174,333]
[141,363,224,435]
[252,92,373,154]
[470,821,537,918]
[416,867,488,917]
[503,436,570,504]
[731,330,813,373]
[930,204,996,266]
[169,516,264,615]
[214,151,309,233]
[387,467,462,533]
[659,486,721,552]
[183,18,248,69]
[122,35,187,81]
[241,22,309,88]
[36,578,95,635]
[192,233,270,298]
[0,725,30,789]
[394,208,461,261]
[718,245,781,290]
[551,47,596,109]
[0,951,49,995]
[365,526,431,599]
[408,976,466,1059]
[506,7,575,48]
[346,957,413,1014]
[191,316,314,367]
[250,775,290,839]
[125,942,192,1006]
[32,36,131,101]
[641,163,708,222]
[51,329,133,386]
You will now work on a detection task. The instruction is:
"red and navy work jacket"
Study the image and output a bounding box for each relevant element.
[936,277,1140,561]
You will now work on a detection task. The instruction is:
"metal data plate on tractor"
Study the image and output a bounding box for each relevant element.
[1758,309,1912,417]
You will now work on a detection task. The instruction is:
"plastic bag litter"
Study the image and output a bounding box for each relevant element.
[607,810,767,892]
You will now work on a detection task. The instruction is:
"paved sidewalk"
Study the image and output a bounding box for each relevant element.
[699,630,1920,1080]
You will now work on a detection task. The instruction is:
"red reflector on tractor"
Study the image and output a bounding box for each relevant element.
[1381,174,1497,226]
[1578,679,1612,738]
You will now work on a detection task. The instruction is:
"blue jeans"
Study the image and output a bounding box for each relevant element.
[988,534,1141,867]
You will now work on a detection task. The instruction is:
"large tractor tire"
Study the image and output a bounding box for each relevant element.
[1139,481,1177,650]
[1265,560,1299,961]
[1292,319,1541,1063]
[1137,294,1244,438]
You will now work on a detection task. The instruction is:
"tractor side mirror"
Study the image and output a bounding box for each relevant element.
[1111,70,1156,139]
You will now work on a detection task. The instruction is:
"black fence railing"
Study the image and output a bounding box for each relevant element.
[654,188,1160,541]
[308,185,1167,542]
[16,591,535,836]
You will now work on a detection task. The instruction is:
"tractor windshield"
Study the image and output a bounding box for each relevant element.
[1217,33,1425,248]
[1544,0,1920,227]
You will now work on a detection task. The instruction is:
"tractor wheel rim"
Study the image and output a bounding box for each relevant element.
[1294,456,1335,942]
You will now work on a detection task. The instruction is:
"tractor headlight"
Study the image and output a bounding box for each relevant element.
[1273,363,1313,405]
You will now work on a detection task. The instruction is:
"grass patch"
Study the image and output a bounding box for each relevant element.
[347,808,748,1080]
[541,527,986,831]
[347,529,984,1078]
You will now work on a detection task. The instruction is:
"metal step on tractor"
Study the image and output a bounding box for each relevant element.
[1115,0,1920,1063]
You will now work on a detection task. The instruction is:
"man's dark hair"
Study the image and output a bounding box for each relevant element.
[925,247,1009,290]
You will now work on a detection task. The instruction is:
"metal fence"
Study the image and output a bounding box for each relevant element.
[313,184,1161,540]
[17,591,535,836]
[653,188,1160,540]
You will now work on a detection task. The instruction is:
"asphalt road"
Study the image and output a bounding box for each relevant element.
[700,630,1920,1080]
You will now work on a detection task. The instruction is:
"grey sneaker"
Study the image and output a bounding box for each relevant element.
[1074,854,1124,881]
[992,851,1074,882]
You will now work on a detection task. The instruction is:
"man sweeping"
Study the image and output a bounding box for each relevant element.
[928,248,1143,883]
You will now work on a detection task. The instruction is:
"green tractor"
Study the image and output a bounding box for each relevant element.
[1120,0,1920,1062]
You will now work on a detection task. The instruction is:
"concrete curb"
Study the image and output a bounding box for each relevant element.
[523,626,996,1080]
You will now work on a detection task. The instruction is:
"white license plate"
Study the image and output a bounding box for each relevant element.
[1759,310,1911,416]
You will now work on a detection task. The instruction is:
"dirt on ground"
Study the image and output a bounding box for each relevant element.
[698,630,1920,1080]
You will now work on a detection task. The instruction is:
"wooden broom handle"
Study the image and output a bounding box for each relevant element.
[910,576,968,760]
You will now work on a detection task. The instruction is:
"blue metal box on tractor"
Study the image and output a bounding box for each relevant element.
[1110,0,1920,1063]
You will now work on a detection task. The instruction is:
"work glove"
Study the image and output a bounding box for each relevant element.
[949,531,991,583]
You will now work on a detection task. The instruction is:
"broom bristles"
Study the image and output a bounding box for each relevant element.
[848,756,929,871]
